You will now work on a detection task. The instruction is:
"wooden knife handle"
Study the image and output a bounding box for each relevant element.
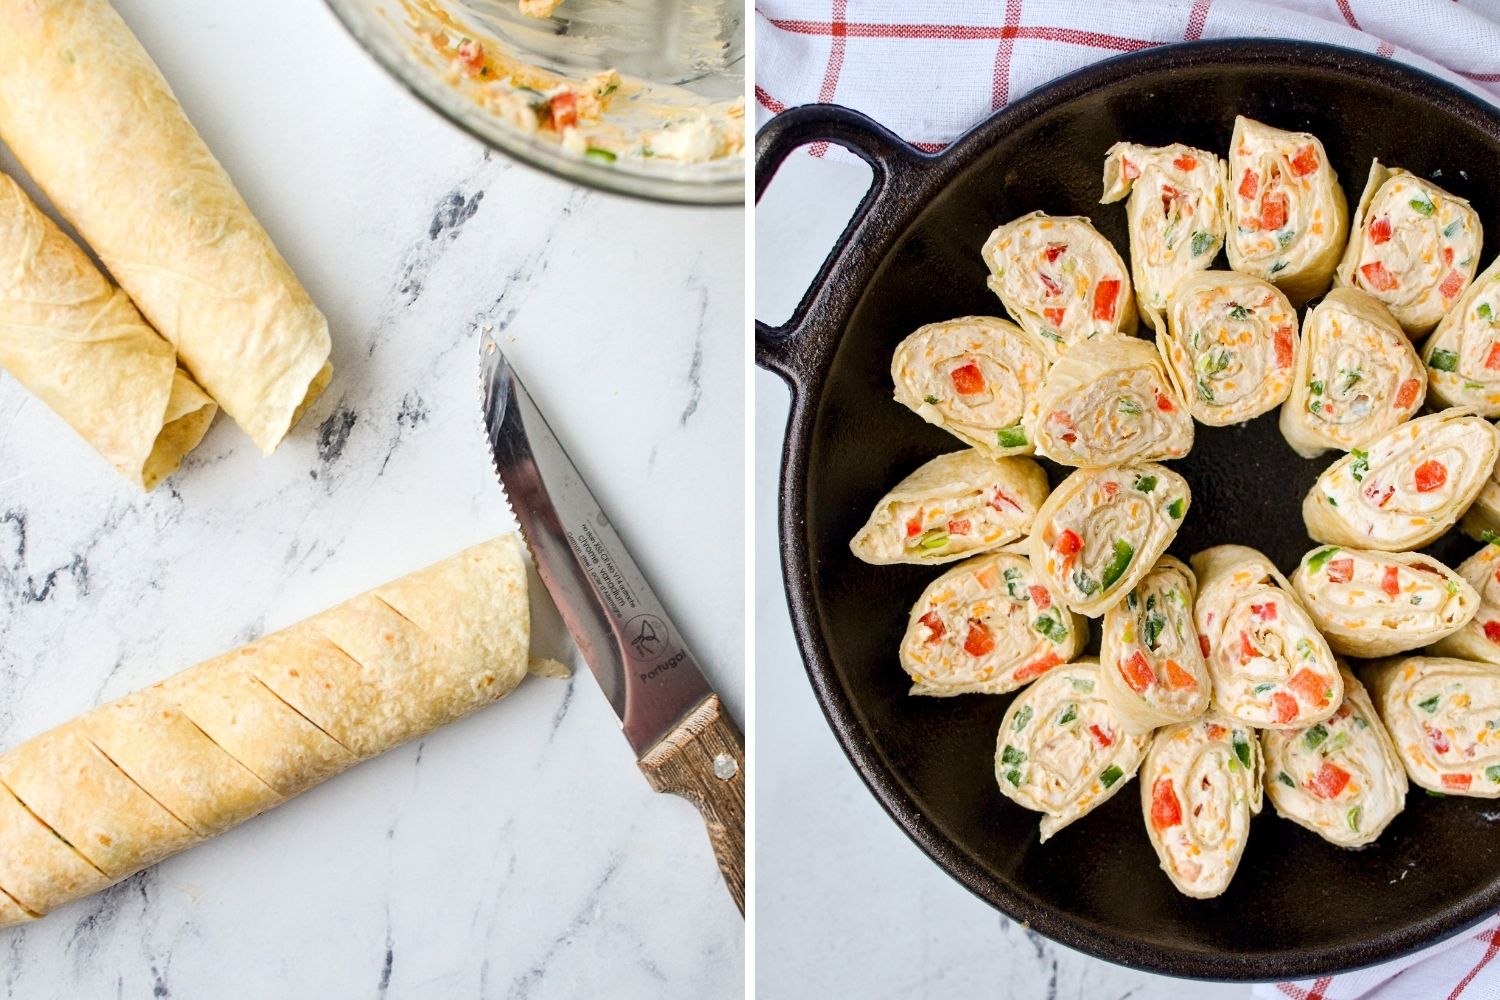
[637,694,745,914]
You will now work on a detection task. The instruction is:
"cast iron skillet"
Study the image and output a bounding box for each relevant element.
[756,41,1500,981]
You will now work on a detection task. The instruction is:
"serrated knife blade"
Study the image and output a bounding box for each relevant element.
[478,332,745,912]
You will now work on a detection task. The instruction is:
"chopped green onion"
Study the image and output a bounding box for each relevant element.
[1446,219,1464,238]
[1341,369,1363,392]
[1058,703,1077,725]
[1278,771,1296,788]
[1005,768,1023,786]
[1296,638,1315,660]
[1073,571,1100,597]
[1277,229,1296,249]
[1232,731,1252,769]
[923,394,940,405]
[1070,678,1096,693]
[1409,194,1435,216]
[1327,495,1339,507]
[1254,682,1276,695]
[1144,612,1166,651]
[1013,705,1033,732]
[1100,764,1125,788]
[1118,397,1143,416]
[1167,498,1185,519]
[1347,806,1362,832]
[1270,260,1289,274]
[1229,304,1250,321]
[1487,765,1500,782]
[918,529,949,550]
[1100,540,1135,591]
[1196,379,1215,404]
[1135,474,1157,493]
[1126,590,1139,611]
[1307,547,1341,573]
[1004,567,1026,600]
[1001,745,1026,765]
[1425,789,1447,798]
[1418,694,1441,712]
[584,147,617,164]
[1303,724,1329,750]
[1308,378,1324,396]
[1480,302,1493,321]
[1350,448,1370,483]
[1483,530,1500,547]
[1430,349,1461,373]
[1033,613,1069,644]
[1190,231,1215,257]
[997,424,1028,448]
[1323,732,1350,755]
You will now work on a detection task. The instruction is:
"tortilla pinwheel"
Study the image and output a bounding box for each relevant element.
[890,316,1050,458]
[1225,116,1348,305]
[1278,288,1425,459]
[1030,336,1193,467]
[1261,667,1407,848]
[1141,712,1262,898]
[1099,556,1211,732]
[1424,255,1500,417]
[1028,463,1190,617]
[850,450,1049,566]
[995,659,1150,842]
[1192,545,1341,730]
[1290,546,1477,658]
[1365,655,1500,797]
[1302,409,1500,552]
[1100,142,1228,332]
[1160,270,1298,425]
[1335,161,1481,338]
[1430,543,1500,666]
[982,211,1136,361]
[1462,463,1500,547]
[900,551,1085,697]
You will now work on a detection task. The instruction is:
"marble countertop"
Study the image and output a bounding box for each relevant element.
[0,2,743,997]
[753,154,1244,1000]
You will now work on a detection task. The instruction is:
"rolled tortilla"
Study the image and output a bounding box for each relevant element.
[1193,544,1341,729]
[1261,667,1405,848]
[1430,543,1500,666]
[900,551,1084,696]
[1365,655,1500,797]
[1029,336,1193,467]
[1099,556,1210,732]
[1302,409,1499,551]
[1159,270,1297,425]
[1100,142,1228,332]
[1462,463,1500,548]
[1028,463,1189,618]
[0,0,332,454]
[0,536,556,927]
[1278,288,1425,459]
[850,450,1049,566]
[994,659,1150,842]
[981,211,1136,361]
[0,172,216,490]
[1225,116,1348,305]
[1335,161,1481,338]
[1424,255,1500,417]
[1290,545,1477,658]
[891,316,1048,458]
[1141,712,1261,898]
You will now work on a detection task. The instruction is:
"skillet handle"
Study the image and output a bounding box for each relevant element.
[754,104,925,385]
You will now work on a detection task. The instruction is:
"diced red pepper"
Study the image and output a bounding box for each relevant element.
[1043,306,1067,327]
[548,91,579,130]
[456,38,486,74]
[1272,691,1299,724]
[1044,243,1067,263]
[947,519,971,536]
[1121,158,1140,180]
[1173,155,1198,172]
[1121,650,1158,694]
[1093,279,1121,322]
[906,515,923,538]
[1429,725,1451,754]
[1161,185,1181,216]
[1395,379,1420,408]
[1198,633,1211,658]
[1327,558,1354,584]
[1483,620,1500,644]
[963,619,995,657]
[1381,565,1400,598]
[1155,389,1175,413]
[1290,145,1319,176]
[1238,630,1259,665]
[1088,723,1115,748]
[919,611,945,643]
[1014,652,1062,683]
[1274,325,1294,369]
[1443,773,1472,791]
[1288,668,1331,707]
[1164,659,1198,691]
[1260,193,1289,232]
[1028,585,1051,610]
[1238,167,1259,200]
[1440,270,1466,300]
[1039,272,1062,297]
[1206,724,1228,741]
[1361,260,1398,292]
[1364,483,1396,508]
[988,489,1021,512]
[1307,762,1351,799]
[1102,480,1119,500]
[1150,778,1182,830]
[1368,216,1392,244]
[1485,344,1500,371]
[1444,246,1455,266]
[950,361,986,395]
[1056,529,1083,557]
[1414,460,1447,493]
[1250,602,1278,622]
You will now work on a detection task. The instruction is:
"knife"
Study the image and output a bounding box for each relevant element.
[478,333,745,913]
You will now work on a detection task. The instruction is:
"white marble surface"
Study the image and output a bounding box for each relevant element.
[753,154,1247,1000]
[0,2,743,997]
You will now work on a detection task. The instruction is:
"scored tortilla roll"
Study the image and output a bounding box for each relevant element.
[901,550,1085,697]
[1302,408,1499,552]
[995,660,1150,842]
[0,536,555,927]
[0,0,332,454]
[1365,655,1500,797]
[981,211,1136,361]
[1335,161,1481,338]
[1192,544,1341,730]
[1465,463,1500,544]
[849,450,1048,566]
[0,172,216,490]
[1424,255,1500,418]
[1029,464,1188,618]
[1142,711,1261,899]
[1100,142,1228,332]
[1262,666,1406,848]
[1160,270,1297,425]
[1430,544,1500,666]
[1029,336,1193,467]
[1290,545,1476,658]
[1099,556,1210,733]
[1225,116,1348,305]
[1279,289,1425,460]
[891,316,1049,458]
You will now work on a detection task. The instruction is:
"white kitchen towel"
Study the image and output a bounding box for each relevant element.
[758,2,1500,996]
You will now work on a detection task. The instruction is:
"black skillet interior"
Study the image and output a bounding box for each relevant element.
[760,42,1500,980]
